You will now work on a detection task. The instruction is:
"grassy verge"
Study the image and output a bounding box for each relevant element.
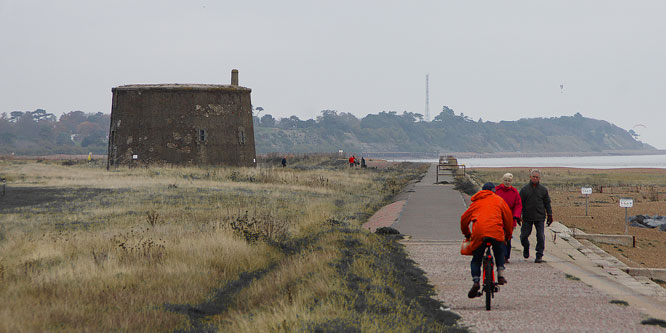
[0,157,462,331]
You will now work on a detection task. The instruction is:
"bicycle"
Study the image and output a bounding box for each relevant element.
[476,237,500,311]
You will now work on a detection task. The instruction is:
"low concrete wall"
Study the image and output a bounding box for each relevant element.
[623,268,666,281]
[572,233,635,247]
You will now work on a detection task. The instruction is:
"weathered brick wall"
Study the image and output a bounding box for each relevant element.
[107,85,256,168]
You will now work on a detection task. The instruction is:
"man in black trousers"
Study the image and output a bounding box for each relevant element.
[519,169,553,263]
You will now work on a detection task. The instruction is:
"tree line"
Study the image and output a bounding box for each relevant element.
[253,107,650,154]
[0,106,650,156]
[0,110,109,155]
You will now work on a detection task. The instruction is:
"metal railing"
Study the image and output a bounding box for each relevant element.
[436,164,466,183]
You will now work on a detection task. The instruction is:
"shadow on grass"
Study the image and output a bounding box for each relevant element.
[0,186,107,210]
[165,264,278,333]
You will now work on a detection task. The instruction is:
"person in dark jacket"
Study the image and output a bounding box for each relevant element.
[281,157,287,168]
[519,169,553,263]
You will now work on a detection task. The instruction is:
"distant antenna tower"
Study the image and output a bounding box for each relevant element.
[425,74,430,122]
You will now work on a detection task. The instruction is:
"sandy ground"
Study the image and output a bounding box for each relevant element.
[550,186,666,268]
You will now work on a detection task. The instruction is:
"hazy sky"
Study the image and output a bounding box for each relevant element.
[1,1,665,148]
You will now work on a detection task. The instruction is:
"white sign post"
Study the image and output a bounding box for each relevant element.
[619,198,633,234]
[581,187,592,216]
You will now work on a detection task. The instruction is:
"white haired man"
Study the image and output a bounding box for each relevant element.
[519,169,553,263]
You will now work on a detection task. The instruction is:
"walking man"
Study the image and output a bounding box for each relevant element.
[519,169,553,263]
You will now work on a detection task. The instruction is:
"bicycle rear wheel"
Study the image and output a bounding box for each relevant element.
[484,259,493,311]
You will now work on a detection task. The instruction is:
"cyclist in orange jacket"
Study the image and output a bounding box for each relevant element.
[460,182,514,298]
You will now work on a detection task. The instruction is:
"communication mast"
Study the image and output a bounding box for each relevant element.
[425,74,430,122]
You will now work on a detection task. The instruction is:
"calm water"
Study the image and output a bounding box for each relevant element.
[393,154,666,169]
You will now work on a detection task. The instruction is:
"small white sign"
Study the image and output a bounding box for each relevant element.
[132,154,138,160]
[619,198,633,208]
[581,187,592,195]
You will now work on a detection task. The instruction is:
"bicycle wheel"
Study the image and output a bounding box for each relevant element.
[484,259,493,311]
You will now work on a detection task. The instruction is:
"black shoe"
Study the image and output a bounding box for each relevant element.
[523,247,529,259]
[498,276,507,285]
[468,282,480,298]
[535,257,544,263]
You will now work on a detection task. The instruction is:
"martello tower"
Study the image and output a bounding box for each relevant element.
[107,70,256,168]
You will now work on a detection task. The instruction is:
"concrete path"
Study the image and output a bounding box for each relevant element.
[392,164,467,241]
[386,164,666,332]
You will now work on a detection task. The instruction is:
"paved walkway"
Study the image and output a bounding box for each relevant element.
[392,164,467,240]
[370,164,666,332]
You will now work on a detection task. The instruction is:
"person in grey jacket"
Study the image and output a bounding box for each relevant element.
[519,169,553,263]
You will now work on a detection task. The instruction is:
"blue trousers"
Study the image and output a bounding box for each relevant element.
[470,239,506,282]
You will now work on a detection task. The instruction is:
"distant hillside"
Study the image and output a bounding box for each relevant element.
[0,107,653,156]
[255,108,654,154]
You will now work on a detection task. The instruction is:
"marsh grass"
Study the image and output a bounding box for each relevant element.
[0,157,456,331]
[642,318,666,328]
[454,176,478,196]
[565,273,581,281]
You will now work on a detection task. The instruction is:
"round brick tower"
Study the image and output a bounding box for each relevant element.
[107,70,256,168]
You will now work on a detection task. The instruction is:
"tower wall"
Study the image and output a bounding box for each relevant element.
[107,83,256,168]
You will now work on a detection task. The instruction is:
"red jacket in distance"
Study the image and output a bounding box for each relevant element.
[495,184,523,227]
[349,156,355,164]
[460,190,514,255]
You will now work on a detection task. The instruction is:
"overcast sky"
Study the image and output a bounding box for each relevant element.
[1,1,665,148]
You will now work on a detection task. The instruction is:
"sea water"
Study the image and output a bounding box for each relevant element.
[393,154,666,169]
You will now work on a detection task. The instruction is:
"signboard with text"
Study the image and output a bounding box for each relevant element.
[619,198,633,208]
[581,187,592,195]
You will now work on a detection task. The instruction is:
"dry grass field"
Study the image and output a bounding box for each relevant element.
[469,167,666,270]
[0,157,466,331]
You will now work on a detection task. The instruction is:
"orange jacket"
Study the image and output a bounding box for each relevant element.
[460,190,514,255]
